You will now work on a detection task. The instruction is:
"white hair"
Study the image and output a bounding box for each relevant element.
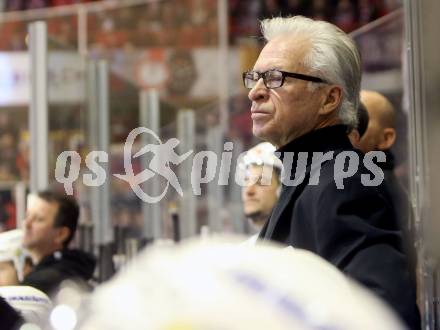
[260,16,361,129]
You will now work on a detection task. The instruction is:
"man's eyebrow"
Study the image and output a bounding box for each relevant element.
[270,66,283,70]
[253,67,282,72]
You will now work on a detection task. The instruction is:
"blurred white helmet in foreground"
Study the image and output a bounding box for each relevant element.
[79,236,404,330]
[0,285,52,327]
[239,142,283,173]
[0,229,27,282]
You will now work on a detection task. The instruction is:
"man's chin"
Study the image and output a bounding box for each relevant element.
[252,126,268,140]
[252,128,278,146]
[245,210,263,219]
[22,239,32,249]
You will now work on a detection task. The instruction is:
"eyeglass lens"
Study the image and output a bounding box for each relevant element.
[244,70,284,89]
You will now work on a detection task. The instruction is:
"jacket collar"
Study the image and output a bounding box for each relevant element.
[275,125,352,183]
[277,124,352,159]
[380,150,395,171]
[260,125,352,240]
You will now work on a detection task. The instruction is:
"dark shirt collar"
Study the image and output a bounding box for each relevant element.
[276,125,352,161]
[35,250,64,267]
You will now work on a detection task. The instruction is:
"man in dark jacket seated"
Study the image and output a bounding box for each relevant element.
[21,190,96,295]
[243,15,420,329]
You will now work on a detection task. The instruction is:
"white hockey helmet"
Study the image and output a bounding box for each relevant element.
[0,285,52,327]
[240,142,283,173]
[78,236,404,330]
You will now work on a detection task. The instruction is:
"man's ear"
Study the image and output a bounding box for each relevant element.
[319,85,343,116]
[55,227,70,247]
[378,127,396,150]
[348,129,360,147]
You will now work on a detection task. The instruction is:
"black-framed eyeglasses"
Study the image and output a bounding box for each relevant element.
[242,69,328,89]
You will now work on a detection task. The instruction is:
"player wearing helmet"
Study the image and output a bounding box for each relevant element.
[240,142,283,234]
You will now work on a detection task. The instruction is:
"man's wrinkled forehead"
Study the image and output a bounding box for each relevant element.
[255,35,312,71]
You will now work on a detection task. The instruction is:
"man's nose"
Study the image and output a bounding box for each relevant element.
[245,184,256,196]
[248,79,269,102]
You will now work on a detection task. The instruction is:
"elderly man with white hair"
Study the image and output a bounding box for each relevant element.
[243,16,420,329]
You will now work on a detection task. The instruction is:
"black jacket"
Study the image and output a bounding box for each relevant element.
[21,249,96,295]
[0,296,23,330]
[259,125,420,329]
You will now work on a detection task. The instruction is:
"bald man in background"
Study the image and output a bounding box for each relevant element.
[355,90,396,154]
[354,90,400,192]
[355,90,417,282]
